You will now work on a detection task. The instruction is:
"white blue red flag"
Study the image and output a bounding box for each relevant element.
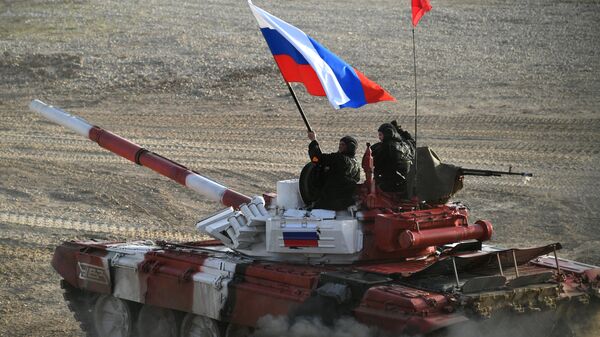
[248,0,395,109]
[282,231,319,247]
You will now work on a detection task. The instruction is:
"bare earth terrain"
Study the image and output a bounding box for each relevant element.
[0,0,599,335]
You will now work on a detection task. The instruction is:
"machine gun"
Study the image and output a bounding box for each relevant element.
[460,166,533,177]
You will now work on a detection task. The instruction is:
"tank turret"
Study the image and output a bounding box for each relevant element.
[30,100,497,263]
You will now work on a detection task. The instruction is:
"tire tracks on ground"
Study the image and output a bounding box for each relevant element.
[0,212,204,242]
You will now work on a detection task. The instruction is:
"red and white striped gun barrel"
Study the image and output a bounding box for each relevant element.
[29,99,252,208]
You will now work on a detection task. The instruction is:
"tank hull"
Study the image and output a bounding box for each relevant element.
[53,239,600,336]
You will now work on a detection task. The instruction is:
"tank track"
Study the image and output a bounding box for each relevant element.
[61,280,99,337]
[59,278,598,337]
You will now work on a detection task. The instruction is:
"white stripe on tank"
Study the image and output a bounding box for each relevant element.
[185,173,227,203]
[29,100,93,138]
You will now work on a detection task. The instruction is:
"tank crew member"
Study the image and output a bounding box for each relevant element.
[391,120,415,149]
[371,122,415,196]
[307,131,360,210]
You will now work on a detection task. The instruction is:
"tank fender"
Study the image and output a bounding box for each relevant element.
[52,241,112,295]
[129,251,240,320]
[75,250,112,294]
[51,242,83,288]
[353,285,468,335]
[223,263,319,327]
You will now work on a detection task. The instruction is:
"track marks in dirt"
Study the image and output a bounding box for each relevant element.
[0,211,204,242]
[9,113,599,180]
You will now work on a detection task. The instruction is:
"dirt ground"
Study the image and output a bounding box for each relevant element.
[0,0,599,336]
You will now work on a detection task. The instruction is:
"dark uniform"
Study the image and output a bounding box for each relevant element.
[308,137,360,210]
[371,123,415,196]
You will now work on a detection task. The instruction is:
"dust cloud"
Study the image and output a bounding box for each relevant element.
[251,315,380,337]
[250,307,600,337]
[440,308,600,337]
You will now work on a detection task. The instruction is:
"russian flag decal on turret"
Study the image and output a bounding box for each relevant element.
[282,231,319,247]
[248,0,395,109]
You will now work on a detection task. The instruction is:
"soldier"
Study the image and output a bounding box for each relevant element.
[371,122,415,197]
[307,131,360,210]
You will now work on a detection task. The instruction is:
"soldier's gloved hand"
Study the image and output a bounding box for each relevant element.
[308,131,317,141]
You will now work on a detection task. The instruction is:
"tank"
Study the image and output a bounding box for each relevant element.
[30,100,600,337]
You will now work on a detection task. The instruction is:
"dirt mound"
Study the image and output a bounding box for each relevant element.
[1,51,82,81]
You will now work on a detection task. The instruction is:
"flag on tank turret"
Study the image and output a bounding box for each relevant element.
[248,0,395,109]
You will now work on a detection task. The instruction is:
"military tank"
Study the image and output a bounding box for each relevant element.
[30,100,599,337]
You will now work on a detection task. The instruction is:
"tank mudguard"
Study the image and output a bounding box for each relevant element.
[224,263,319,326]
[52,241,112,295]
[354,285,468,334]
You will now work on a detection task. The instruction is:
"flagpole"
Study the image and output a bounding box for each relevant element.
[411,26,419,200]
[285,82,313,133]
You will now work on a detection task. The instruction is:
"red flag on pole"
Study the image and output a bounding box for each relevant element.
[412,0,432,27]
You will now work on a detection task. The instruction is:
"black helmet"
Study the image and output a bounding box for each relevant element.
[339,135,357,156]
[378,123,398,141]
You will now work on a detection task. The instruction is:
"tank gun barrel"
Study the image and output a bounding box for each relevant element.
[460,167,533,177]
[29,100,252,208]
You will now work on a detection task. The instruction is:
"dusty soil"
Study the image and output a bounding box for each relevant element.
[0,0,599,335]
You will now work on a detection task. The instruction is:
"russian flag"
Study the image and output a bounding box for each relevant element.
[248,1,395,109]
[282,231,319,247]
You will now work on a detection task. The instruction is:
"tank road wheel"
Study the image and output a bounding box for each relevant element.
[92,295,134,337]
[180,313,221,337]
[61,280,100,337]
[136,304,178,337]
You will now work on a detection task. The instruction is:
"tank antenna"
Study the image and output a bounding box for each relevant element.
[409,0,431,201]
[411,26,419,200]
